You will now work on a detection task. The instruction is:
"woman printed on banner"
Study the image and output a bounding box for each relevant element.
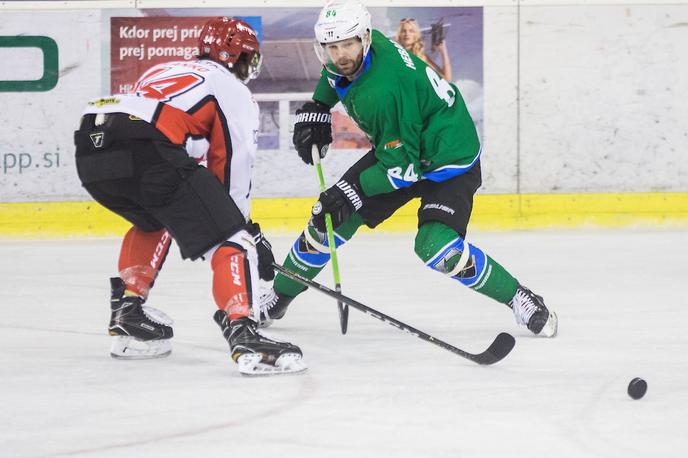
[396,17,452,82]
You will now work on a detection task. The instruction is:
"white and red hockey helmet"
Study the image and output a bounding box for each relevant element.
[198,16,262,81]
[314,0,372,72]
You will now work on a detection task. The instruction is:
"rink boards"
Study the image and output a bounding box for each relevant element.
[1,192,687,238]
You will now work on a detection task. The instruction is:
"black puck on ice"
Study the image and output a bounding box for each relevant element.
[627,377,647,400]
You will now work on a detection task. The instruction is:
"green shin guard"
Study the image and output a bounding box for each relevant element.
[415,222,518,304]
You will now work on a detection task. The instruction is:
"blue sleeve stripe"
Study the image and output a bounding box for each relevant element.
[389,175,415,190]
[422,147,482,183]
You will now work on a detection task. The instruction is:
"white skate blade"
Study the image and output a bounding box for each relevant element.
[236,352,307,376]
[538,311,558,338]
[110,336,172,360]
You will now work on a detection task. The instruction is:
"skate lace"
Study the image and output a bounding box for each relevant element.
[510,289,538,325]
[231,318,285,344]
[142,305,174,327]
[259,289,279,316]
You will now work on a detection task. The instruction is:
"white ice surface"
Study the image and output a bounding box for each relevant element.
[1,229,687,457]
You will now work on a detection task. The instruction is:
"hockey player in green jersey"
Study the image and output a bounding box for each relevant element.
[260,0,558,337]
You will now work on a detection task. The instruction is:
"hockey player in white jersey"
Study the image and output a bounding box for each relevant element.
[74,17,305,375]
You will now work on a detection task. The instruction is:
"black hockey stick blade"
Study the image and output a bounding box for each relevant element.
[474,332,515,365]
[273,263,515,365]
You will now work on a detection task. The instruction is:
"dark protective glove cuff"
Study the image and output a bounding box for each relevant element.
[311,179,365,232]
[245,221,275,281]
[332,179,364,212]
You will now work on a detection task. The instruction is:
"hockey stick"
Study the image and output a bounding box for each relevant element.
[272,262,516,365]
[312,144,349,335]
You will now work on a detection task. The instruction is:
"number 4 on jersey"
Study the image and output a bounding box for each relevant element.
[388,163,419,189]
[135,72,205,102]
[426,67,455,107]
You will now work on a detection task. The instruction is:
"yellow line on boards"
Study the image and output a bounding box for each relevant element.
[1,192,687,239]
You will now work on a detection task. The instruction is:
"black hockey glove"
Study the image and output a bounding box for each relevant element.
[293,101,332,165]
[246,222,275,281]
[311,179,365,232]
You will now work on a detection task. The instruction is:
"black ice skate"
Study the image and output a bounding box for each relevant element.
[508,285,558,337]
[213,310,306,376]
[108,277,174,359]
[257,287,295,327]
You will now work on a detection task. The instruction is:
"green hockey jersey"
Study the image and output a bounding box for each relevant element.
[313,29,481,197]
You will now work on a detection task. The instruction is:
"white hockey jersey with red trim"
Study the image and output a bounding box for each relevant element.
[82,59,259,219]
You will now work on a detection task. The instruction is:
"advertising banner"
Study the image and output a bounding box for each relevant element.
[108,7,484,198]
[110,16,262,94]
[0,6,482,202]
